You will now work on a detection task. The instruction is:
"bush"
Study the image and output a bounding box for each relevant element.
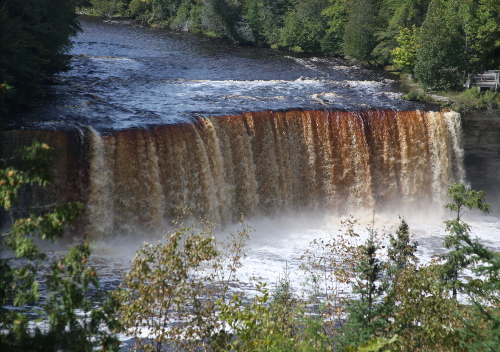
[403,90,431,102]
[0,143,119,351]
[448,88,500,112]
[116,219,249,351]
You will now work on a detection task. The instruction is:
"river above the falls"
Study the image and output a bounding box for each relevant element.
[9,15,429,132]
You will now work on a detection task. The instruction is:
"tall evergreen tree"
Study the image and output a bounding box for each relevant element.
[441,183,491,299]
[414,0,467,90]
[342,0,378,63]
[339,226,390,348]
[321,0,349,55]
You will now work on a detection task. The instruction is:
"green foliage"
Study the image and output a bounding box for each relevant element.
[462,0,500,72]
[342,0,378,63]
[387,219,418,273]
[117,220,249,351]
[413,0,468,90]
[219,279,335,351]
[243,0,292,47]
[203,0,251,44]
[391,26,420,74]
[1,143,119,351]
[381,220,465,351]
[441,183,490,299]
[448,87,500,112]
[437,183,500,351]
[346,335,398,352]
[44,242,121,351]
[278,0,329,53]
[0,0,80,116]
[89,0,127,17]
[321,0,349,55]
[454,233,500,351]
[402,89,431,102]
[338,225,391,349]
[387,264,464,351]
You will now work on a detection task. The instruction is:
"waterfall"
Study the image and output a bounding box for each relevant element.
[1,110,464,238]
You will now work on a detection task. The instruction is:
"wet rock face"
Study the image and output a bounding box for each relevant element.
[462,111,500,211]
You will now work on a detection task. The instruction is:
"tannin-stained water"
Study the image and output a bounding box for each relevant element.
[2,110,464,239]
[3,17,500,298]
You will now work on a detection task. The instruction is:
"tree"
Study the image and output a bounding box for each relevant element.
[279,0,329,53]
[455,231,500,351]
[339,226,390,349]
[391,26,420,74]
[117,220,249,351]
[342,0,379,63]
[1,142,119,351]
[440,182,490,299]
[0,0,80,116]
[321,0,349,55]
[373,0,431,66]
[248,0,292,47]
[413,0,468,90]
[387,218,418,276]
[44,242,121,352]
[202,0,251,44]
[465,0,500,72]
[90,0,127,18]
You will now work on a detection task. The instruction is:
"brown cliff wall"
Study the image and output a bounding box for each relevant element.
[462,111,500,211]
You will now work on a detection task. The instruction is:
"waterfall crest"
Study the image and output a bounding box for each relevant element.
[1,110,464,237]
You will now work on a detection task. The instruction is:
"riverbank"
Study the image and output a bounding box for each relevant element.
[393,72,500,112]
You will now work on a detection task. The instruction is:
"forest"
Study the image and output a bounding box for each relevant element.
[0,0,85,117]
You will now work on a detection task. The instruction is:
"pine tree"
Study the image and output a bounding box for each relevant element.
[414,0,467,90]
[342,0,378,63]
[339,226,390,348]
[0,0,80,116]
[441,183,490,299]
[387,219,418,274]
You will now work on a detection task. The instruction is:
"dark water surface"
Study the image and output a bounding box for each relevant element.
[12,16,428,131]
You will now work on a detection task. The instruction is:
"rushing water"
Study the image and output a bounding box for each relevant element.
[5,16,500,297]
[9,16,426,131]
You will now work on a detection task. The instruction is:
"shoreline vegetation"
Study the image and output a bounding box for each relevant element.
[79,1,500,68]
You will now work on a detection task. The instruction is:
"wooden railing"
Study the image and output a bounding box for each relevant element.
[465,70,500,91]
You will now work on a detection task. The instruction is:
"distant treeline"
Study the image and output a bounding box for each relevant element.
[88,0,500,90]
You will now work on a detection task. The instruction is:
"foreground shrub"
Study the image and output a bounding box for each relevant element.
[116,220,249,351]
[0,143,119,351]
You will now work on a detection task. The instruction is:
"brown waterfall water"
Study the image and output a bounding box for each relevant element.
[1,109,464,238]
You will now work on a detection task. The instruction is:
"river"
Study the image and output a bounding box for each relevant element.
[5,15,500,303]
[10,16,428,131]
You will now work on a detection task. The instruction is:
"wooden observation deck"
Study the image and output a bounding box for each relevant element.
[465,70,500,91]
